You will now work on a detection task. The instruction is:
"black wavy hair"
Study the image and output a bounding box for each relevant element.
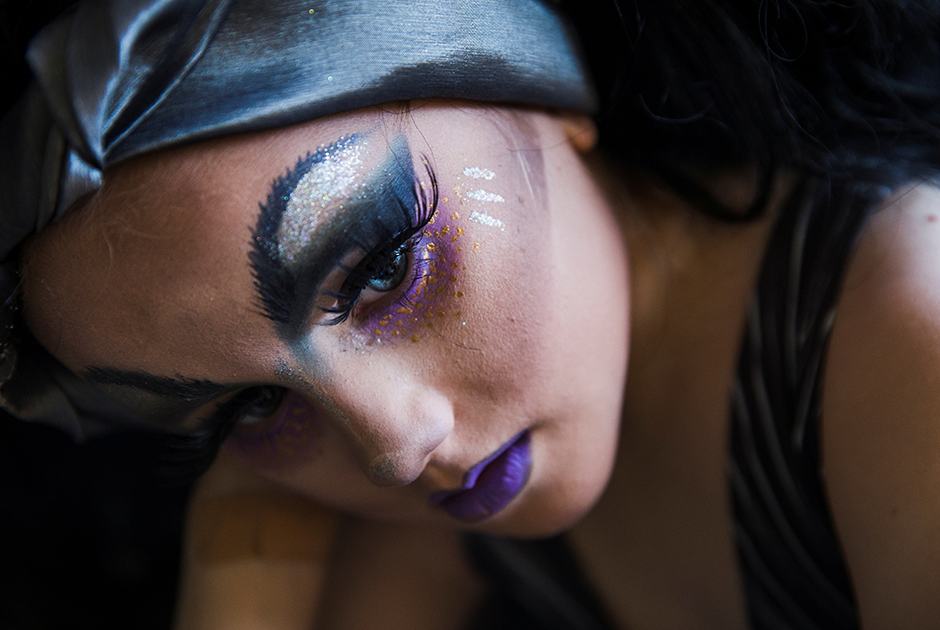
[563,0,940,218]
[0,1,76,115]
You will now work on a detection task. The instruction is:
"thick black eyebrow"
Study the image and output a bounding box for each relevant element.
[248,152,317,330]
[83,366,228,402]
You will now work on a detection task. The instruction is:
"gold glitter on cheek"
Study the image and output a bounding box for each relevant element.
[351,156,506,347]
[358,198,475,345]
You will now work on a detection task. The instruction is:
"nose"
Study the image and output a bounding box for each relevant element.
[318,375,455,487]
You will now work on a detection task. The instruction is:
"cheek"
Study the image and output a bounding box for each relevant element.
[223,395,393,514]
[423,195,555,403]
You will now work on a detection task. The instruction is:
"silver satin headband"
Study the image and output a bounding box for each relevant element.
[0,0,595,262]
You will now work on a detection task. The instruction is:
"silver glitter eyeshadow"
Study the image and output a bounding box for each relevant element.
[278,136,364,264]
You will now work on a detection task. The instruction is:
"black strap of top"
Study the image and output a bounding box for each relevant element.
[730,177,881,629]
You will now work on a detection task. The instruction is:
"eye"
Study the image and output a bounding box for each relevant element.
[236,385,287,425]
[365,242,410,292]
[317,157,438,325]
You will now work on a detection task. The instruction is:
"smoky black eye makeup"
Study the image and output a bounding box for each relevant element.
[249,133,438,342]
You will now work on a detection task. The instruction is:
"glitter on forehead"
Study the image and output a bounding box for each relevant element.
[278,136,364,263]
[465,189,505,203]
[469,209,505,229]
[463,166,495,180]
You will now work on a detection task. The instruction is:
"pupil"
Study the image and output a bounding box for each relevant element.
[367,245,408,292]
[244,386,285,417]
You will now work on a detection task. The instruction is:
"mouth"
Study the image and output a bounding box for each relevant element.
[428,429,532,522]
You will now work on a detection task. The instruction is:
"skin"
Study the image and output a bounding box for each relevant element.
[822,184,940,629]
[23,103,628,526]
[20,100,940,629]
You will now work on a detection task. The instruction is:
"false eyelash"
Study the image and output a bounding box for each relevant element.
[319,159,439,325]
[158,387,282,480]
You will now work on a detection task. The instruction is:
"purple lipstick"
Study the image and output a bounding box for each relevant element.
[429,430,532,522]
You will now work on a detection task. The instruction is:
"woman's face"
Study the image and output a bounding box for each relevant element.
[23,102,629,537]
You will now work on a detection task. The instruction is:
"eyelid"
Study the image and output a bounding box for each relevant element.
[162,387,269,479]
[317,157,438,325]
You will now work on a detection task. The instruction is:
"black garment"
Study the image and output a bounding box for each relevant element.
[729,179,880,629]
[0,412,190,630]
[465,178,882,629]
[463,534,616,630]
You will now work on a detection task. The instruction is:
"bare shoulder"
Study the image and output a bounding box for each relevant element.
[316,517,485,630]
[823,182,940,629]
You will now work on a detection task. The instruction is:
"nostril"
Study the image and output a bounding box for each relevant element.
[367,452,422,487]
[345,388,455,487]
[369,455,399,485]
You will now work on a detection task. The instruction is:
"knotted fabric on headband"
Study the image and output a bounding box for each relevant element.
[0,0,594,439]
[0,0,595,262]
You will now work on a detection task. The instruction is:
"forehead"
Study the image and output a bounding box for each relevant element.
[21,104,535,380]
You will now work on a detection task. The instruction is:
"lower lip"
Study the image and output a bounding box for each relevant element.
[429,430,532,522]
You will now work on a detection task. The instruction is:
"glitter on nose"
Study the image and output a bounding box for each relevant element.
[369,455,398,482]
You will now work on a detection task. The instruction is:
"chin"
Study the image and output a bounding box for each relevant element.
[466,481,604,539]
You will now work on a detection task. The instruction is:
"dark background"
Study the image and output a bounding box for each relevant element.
[0,413,190,630]
[1,3,188,628]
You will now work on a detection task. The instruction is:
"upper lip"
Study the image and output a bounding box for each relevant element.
[428,433,525,505]
[426,429,532,521]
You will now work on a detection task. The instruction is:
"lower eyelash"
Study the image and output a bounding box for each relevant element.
[227,391,325,469]
[158,389,263,480]
[319,235,424,325]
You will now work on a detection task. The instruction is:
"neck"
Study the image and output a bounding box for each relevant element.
[613,166,786,423]
[564,164,787,630]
